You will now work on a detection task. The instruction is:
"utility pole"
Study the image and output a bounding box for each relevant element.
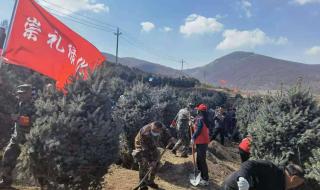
[204,70,206,84]
[180,59,184,78]
[114,27,122,64]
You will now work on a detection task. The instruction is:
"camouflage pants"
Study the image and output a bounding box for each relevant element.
[138,159,160,188]
[172,123,190,155]
[1,123,29,180]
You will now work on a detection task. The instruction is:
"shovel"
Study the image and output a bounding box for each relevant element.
[133,144,171,190]
[189,126,201,186]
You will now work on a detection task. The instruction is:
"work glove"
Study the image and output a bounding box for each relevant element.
[237,177,249,190]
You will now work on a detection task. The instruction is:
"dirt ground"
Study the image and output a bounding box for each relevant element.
[104,141,240,190]
[2,140,240,190]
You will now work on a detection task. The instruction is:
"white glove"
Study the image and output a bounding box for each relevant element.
[190,139,195,145]
[237,177,249,190]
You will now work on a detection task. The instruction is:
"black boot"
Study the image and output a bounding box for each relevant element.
[147,182,159,189]
[139,182,148,190]
[0,176,12,188]
[139,186,148,190]
[180,151,188,158]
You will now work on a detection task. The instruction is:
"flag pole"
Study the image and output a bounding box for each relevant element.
[0,0,19,68]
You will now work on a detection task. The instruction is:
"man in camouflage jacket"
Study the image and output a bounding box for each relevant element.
[132,121,166,190]
[171,104,193,157]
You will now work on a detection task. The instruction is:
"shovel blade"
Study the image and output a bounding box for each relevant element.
[189,172,201,186]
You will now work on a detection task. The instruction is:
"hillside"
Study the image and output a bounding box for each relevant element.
[103,53,182,78]
[104,51,320,93]
[185,51,320,92]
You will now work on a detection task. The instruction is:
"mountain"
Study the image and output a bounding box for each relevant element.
[103,52,320,92]
[185,51,320,92]
[103,53,181,77]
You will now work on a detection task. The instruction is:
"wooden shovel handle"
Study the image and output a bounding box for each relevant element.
[189,126,196,167]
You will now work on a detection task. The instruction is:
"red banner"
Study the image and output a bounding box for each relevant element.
[3,0,105,89]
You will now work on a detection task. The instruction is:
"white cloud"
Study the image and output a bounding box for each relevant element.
[306,46,320,56]
[141,22,155,32]
[293,0,320,5]
[38,0,109,15]
[216,28,288,50]
[180,14,223,36]
[163,27,172,32]
[273,37,289,45]
[215,14,223,19]
[241,0,252,18]
[215,14,228,19]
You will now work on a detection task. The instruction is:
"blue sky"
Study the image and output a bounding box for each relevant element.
[0,0,320,69]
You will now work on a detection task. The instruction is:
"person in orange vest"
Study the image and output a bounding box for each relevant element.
[191,104,210,186]
[238,135,252,163]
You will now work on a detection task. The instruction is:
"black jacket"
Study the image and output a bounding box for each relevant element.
[213,115,225,129]
[221,160,286,190]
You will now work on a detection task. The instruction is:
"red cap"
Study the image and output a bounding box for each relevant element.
[196,104,207,111]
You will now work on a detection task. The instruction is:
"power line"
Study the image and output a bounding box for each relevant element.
[121,35,181,68]
[38,0,191,73]
[120,29,181,63]
[121,36,193,77]
[42,5,115,33]
[43,5,181,64]
[40,1,182,64]
[120,36,184,77]
[39,0,117,30]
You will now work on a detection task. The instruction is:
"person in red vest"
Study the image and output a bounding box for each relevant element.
[191,104,210,186]
[239,135,252,163]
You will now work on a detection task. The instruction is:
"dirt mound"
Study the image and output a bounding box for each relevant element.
[208,140,240,161]
[104,143,240,190]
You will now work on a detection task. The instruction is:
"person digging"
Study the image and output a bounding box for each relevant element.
[132,121,174,190]
[221,160,305,190]
[171,103,193,158]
